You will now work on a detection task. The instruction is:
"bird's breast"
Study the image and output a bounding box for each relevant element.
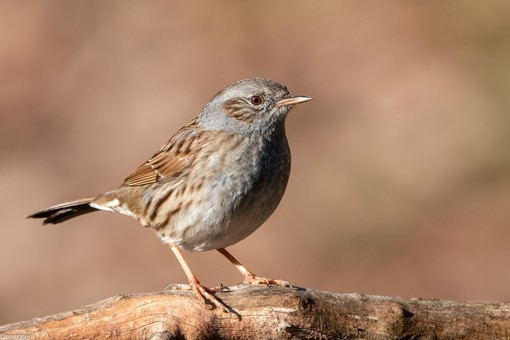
[152,134,292,251]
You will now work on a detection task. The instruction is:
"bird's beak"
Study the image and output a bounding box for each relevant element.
[276,95,312,107]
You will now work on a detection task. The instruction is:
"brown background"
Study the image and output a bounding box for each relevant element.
[1,1,510,325]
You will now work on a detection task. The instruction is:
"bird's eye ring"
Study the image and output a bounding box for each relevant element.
[250,95,263,106]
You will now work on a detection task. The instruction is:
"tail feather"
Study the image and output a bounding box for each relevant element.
[27,197,97,225]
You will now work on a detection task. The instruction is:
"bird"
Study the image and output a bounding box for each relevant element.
[27,78,312,311]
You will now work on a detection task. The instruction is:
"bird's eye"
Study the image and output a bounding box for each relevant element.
[250,95,263,106]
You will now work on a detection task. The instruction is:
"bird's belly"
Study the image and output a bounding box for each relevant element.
[156,188,281,251]
[151,136,291,251]
[155,169,288,252]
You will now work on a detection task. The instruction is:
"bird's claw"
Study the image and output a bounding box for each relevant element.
[243,274,290,287]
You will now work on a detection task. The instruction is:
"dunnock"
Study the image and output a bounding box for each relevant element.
[28,78,311,310]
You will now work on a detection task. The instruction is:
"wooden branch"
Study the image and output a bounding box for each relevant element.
[1,285,509,339]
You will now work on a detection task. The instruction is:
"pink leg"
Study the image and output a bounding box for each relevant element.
[170,245,229,311]
[217,248,289,286]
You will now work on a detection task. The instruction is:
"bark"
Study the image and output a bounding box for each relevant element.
[1,285,509,339]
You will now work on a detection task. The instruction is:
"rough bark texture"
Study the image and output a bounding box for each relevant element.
[1,285,509,339]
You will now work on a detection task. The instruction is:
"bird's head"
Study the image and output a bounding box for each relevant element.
[198,78,311,136]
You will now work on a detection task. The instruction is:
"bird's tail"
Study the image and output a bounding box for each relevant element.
[27,197,98,225]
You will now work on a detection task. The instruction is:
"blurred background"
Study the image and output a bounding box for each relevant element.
[1,1,510,324]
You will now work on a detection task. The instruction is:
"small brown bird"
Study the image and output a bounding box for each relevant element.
[28,78,311,310]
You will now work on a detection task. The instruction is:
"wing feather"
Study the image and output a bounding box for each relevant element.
[123,119,202,187]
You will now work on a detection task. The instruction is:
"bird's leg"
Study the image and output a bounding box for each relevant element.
[217,248,289,286]
[170,245,229,312]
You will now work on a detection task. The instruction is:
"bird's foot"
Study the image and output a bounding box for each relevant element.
[192,280,230,312]
[209,283,231,292]
[164,281,230,312]
[242,273,290,287]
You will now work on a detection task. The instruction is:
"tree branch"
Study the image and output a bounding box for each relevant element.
[1,285,509,339]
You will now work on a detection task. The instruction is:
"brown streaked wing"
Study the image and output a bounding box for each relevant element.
[122,119,201,187]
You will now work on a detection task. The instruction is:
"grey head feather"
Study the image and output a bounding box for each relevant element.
[197,78,293,137]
